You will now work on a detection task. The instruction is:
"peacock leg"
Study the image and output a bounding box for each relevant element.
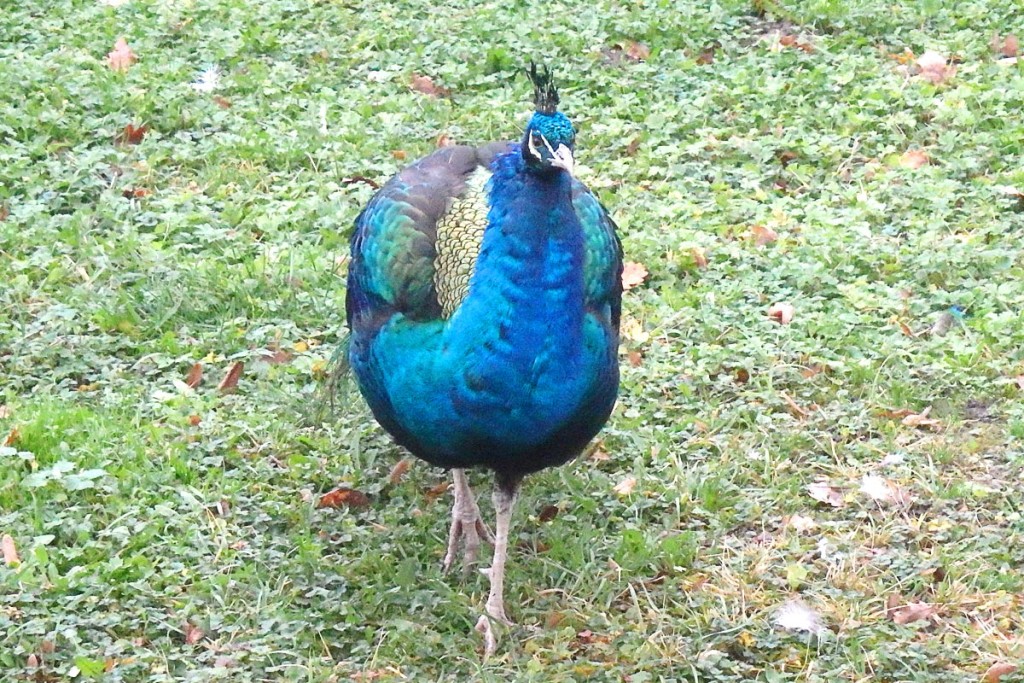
[442,469,494,574]
[475,481,519,657]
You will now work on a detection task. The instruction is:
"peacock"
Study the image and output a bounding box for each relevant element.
[345,64,622,656]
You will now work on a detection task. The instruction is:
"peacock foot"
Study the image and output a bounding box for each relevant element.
[442,469,494,574]
[474,595,512,658]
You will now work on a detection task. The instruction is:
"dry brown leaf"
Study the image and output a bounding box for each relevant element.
[2,534,20,566]
[117,123,148,145]
[807,481,844,508]
[916,50,954,84]
[696,44,717,65]
[27,654,38,668]
[107,37,136,71]
[3,427,19,447]
[621,261,649,290]
[613,476,637,496]
[388,458,411,485]
[188,414,201,427]
[317,486,371,509]
[183,622,204,645]
[690,246,708,269]
[184,363,203,389]
[435,132,455,148]
[217,361,243,394]
[982,662,1018,683]
[995,185,1024,200]
[590,447,610,462]
[537,504,559,523]
[625,136,642,156]
[751,224,778,246]
[627,350,643,367]
[390,149,407,160]
[410,74,451,98]
[900,149,930,169]
[423,481,450,503]
[890,601,937,624]
[779,34,814,53]
[0,405,10,419]
[768,302,795,324]
[991,32,1019,58]
[901,406,942,430]
[625,41,651,62]
[213,96,232,109]
[888,48,916,65]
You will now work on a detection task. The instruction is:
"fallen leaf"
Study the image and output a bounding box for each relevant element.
[774,598,826,635]
[916,50,954,84]
[317,486,371,509]
[900,149,930,169]
[184,363,203,389]
[410,74,450,98]
[188,414,201,427]
[121,187,149,199]
[2,535,20,566]
[982,662,1018,683]
[768,302,795,324]
[423,481,450,503]
[340,175,381,190]
[217,361,244,394]
[890,601,937,625]
[391,150,408,160]
[435,133,455,148]
[690,246,708,269]
[590,447,610,462]
[3,427,18,447]
[778,34,814,53]
[613,476,637,496]
[621,261,649,290]
[27,654,38,668]
[537,504,559,523]
[117,123,148,145]
[901,406,942,430]
[787,514,817,532]
[696,44,717,65]
[860,474,911,506]
[994,185,1024,200]
[888,48,916,65]
[991,32,1019,58]
[213,96,232,108]
[780,391,811,418]
[388,458,411,485]
[625,137,642,156]
[751,224,778,246]
[183,622,204,645]
[260,347,292,365]
[624,41,651,62]
[107,37,136,71]
[627,350,643,367]
[807,481,844,508]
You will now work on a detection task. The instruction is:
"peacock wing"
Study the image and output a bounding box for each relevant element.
[572,181,623,330]
[347,145,501,329]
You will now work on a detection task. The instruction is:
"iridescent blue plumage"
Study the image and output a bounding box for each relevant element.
[345,65,622,655]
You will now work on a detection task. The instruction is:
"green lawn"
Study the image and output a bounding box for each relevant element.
[2,0,1024,680]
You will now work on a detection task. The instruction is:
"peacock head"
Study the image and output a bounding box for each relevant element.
[522,63,575,176]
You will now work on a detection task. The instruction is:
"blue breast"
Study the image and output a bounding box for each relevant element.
[349,151,619,479]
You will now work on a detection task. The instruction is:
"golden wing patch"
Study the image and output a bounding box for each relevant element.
[435,168,490,317]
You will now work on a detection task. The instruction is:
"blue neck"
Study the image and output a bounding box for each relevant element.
[445,152,585,377]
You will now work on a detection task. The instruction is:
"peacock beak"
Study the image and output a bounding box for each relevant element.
[550,144,575,176]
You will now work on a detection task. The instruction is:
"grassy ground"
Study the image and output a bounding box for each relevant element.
[3,0,1024,680]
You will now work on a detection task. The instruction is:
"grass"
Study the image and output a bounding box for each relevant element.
[2,0,1024,680]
